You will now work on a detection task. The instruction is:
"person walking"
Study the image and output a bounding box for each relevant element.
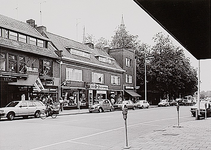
[59,97,64,112]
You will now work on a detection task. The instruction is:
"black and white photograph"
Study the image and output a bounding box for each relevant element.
[0,0,210,149]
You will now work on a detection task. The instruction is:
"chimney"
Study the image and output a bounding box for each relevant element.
[85,42,94,49]
[103,46,110,53]
[36,26,47,34]
[26,19,36,28]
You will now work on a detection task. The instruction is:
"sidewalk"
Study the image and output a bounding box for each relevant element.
[58,108,89,116]
[110,118,211,150]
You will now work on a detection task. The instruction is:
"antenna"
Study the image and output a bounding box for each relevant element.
[82,26,85,44]
[40,1,46,25]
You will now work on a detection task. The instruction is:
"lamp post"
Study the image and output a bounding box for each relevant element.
[144,49,147,102]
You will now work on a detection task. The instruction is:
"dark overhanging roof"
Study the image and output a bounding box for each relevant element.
[134,0,210,60]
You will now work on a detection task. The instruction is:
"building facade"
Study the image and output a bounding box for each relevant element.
[0,14,139,109]
[0,15,59,107]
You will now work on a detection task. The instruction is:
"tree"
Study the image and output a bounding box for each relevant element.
[110,23,140,50]
[95,37,110,50]
[136,32,198,100]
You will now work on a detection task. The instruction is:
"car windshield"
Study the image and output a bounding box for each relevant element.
[6,101,19,107]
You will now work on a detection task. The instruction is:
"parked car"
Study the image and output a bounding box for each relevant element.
[135,100,149,109]
[190,100,211,117]
[113,100,136,110]
[158,100,170,107]
[89,99,113,113]
[0,100,46,120]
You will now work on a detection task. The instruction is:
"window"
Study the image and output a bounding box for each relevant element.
[98,56,112,64]
[18,56,26,73]
[66,68,82,81]
[5,29,8,39]
[69,48,90,58]
[29,37,36,45]
[37,39,44,47]
[92,72,104,84]
[126,74,132,83]
[9,31,17,41]
[111,75,120,85]
[0,52,6,71]
[126,58,132,67]
[39,59,52,76]
[0,28,2,37]
[19,34,26,43]
[8,54,17,72]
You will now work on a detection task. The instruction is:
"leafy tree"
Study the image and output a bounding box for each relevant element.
[95,37,110,50]
[110,23,140,50]
[136,32,198,100]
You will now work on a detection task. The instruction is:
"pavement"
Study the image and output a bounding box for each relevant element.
[110,118,211,150]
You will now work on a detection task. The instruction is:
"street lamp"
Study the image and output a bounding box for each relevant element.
[144,49,147,102]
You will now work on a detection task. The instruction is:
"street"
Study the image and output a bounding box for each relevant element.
[0,106,194,150]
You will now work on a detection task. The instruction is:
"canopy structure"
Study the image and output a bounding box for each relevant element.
[134,0,210,60]
[125,90,141,97]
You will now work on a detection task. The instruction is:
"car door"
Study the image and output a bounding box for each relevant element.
[27,101,36,115]
[103,100,109,110]
[17,101,29,116]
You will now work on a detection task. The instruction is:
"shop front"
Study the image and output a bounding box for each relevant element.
[124,86,141,102]
[86,83,109,108]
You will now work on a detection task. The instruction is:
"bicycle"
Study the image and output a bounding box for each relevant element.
[40,105,59,119]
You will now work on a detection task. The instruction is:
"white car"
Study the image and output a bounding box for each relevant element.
[0,100,46,120]
[89,99,114,113]
[158,100,170,107]
[135,100,150,109]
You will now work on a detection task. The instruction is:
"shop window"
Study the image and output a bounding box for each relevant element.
[126,74,132,83]
[19,34,26,43]
[111,75,120,85]
[92,72,104,84]
[9,31,18,41]
[29,37,36,45]
[37,39,44,47]
[39,59,52,76]
[0,52,6,71]
[66,68,82,81]
[126,58,132,67]
[18,56,27,73]
[8,54,17,72]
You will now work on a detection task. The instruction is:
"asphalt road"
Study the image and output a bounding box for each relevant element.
[0,106,194,150]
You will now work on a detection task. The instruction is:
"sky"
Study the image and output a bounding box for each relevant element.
[0,0,210,91]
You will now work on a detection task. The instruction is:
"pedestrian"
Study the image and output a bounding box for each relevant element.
[59,97,64,112]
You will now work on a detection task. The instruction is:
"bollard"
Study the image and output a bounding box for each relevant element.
[122,105,130,149]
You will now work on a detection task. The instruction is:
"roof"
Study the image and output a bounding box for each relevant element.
[45,31,125,73]
[134,0,210,60]
[0,37,58,59]
[0,14,49,41]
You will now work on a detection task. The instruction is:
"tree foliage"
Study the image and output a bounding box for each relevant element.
[110,23,140,50]
[136,32,198,99]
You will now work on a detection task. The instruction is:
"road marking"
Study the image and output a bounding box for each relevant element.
[30,115,190,150]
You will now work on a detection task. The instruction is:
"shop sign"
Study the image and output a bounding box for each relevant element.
[87,83,108,90]
[125,86,134,90]
[26,67,38,73]
[0,77,17,82]
[34,78,45,92]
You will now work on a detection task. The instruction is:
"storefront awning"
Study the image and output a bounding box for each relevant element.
[125,90,141,97]
[8,75,38,86]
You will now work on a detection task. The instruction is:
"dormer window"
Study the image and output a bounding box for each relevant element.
[29,37,36,46]
[19,34,26,43]
[66,48,90,59]
[37,39,44,47]
[9,31,18,41]
[96,56,113,64]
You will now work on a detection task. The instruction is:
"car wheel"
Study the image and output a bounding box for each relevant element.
[98,108,103,113]
[7,112,15,121]
[34,111,40,118]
